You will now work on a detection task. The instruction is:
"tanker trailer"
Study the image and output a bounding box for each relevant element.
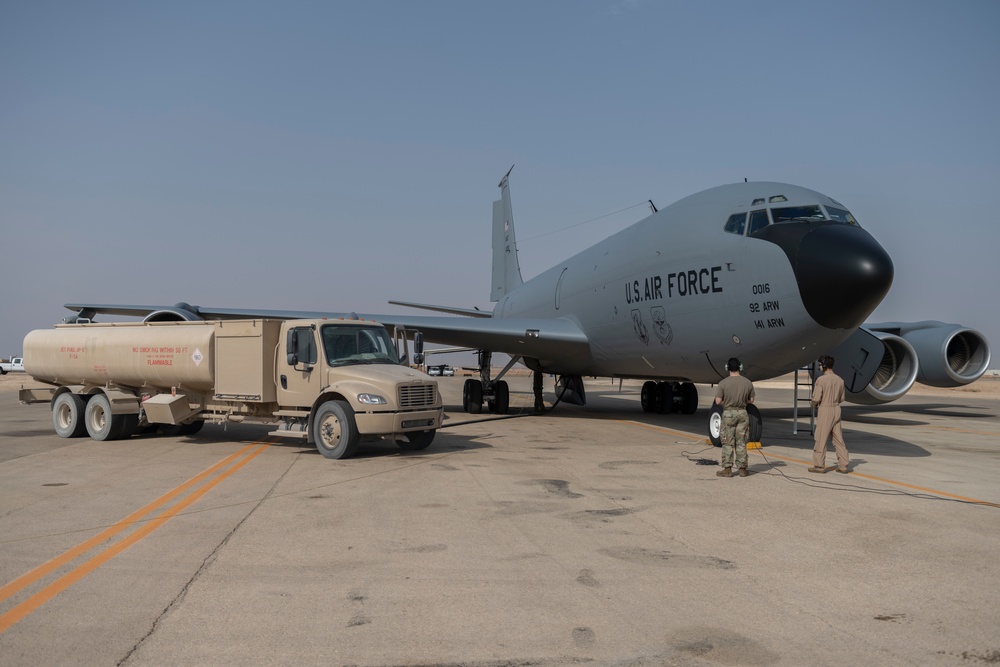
[19,318,442,459]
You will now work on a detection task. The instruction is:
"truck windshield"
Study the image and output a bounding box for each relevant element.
[322,325,399,366]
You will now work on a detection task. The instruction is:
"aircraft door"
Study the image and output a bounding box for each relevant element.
[555,267,568,310]
[278,325,321,409]
[707,231,751,378]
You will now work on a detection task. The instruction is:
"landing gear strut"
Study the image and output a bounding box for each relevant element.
[640,381,699,415]
[462,350,518,415]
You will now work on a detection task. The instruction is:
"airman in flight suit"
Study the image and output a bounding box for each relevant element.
[809,355,850,473]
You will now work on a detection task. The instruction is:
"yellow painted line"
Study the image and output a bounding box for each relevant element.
[608,417,998,508]
[927,425,999,437]
[601,413,998,507]
[755,450,1000,508]
[615,419,701,440]
[0,442,259,605]
[0,443,269,634]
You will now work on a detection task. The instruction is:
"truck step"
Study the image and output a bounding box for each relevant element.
[267,429,310,440]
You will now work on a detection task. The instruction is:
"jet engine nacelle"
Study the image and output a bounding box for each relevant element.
[845,332,918,405]
[143,302,203,322]
[900,323,991,388]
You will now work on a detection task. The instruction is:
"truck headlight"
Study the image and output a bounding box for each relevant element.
[357,393,387,405]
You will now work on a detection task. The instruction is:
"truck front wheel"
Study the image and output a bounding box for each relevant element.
[312,400,359,459]
[53,393,88,438]
[397,430,435,451]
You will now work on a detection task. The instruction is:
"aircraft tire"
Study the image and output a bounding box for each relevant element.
[397,430,435,451]
[656,382,674,414]
[464,379,483,414]
[747,404,763,442]
[640,381,658,412]
[491,381,510,414]
[52,392,88,438]
[708,403,723,447]
[312,400,360,459]
[681,382,698,415]
[709,403,761,446]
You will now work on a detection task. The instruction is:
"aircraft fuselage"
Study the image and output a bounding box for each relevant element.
[493,182,892,383]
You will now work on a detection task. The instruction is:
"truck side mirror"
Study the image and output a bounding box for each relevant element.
[413,331,424,366]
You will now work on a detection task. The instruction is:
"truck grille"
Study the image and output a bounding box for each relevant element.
[399,383,436,408]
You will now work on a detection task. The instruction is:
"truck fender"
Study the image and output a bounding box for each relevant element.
[51,385,87,405]
[307,391,352,444]
[85,387,141,415]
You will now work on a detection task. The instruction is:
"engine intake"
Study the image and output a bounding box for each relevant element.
[845,333,918,405]
[143,302,203,322]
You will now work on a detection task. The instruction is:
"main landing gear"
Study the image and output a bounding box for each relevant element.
[462,350,515,415]
[640,381,699,415]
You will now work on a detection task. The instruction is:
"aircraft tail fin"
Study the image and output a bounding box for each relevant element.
[491,166,524,302]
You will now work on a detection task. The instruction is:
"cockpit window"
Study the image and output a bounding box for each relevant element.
[747,209,770,235]
[771,205,825,223]
[769,195,788,203]
[824,206,859,225]
[724,213,746,235]
[751,198,765,206]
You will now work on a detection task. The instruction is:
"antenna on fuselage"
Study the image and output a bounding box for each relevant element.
[648,199,657,213]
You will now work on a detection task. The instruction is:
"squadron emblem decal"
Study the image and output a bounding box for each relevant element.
[631,309,649,345]
[650,307,673,345]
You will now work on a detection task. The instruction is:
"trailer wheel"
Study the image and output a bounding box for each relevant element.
[160,420,205,437]
[85,394,135,441]
[180,420,205,435]
[53,393,88,438]
[312,400,359,459]
[397,430,435,451]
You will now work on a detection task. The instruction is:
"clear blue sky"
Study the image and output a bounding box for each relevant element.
[2,1,998,368]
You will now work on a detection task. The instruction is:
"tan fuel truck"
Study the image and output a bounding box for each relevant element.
[18,318,442,459]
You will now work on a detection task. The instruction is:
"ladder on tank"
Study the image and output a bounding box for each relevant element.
[792,362,818,435]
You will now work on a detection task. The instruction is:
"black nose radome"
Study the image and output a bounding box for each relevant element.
[753,222,894,330]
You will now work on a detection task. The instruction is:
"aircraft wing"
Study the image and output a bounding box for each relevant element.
[63,302,592,369]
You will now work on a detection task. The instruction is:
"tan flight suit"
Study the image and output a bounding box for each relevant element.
[812,371,849,469]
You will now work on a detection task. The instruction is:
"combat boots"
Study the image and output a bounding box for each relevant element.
[716,467,732,477]
[738,467,748,477]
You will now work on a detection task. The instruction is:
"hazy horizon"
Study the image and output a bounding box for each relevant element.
[3,1,997,372]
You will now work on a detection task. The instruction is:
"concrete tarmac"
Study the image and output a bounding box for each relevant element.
[0,376,998,666]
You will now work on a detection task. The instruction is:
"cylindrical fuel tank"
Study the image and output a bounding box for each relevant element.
[24,322,216,391]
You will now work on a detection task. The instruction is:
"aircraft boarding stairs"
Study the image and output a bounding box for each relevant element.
[792,362,818,436]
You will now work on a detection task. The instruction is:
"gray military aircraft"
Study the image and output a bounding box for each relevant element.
[64,169,991,442]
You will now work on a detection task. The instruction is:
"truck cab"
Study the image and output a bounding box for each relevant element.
[276,319,442,458]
